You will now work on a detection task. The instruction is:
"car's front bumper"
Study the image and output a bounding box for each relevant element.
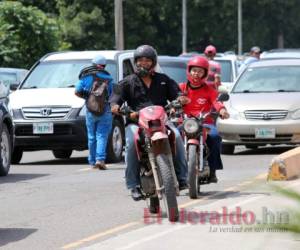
[217,118,300,145]
[13,118,87,151]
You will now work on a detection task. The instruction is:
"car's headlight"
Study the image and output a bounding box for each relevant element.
[291,109,300,119]
[78,105,86,117]
[228,107,244,120]
[183,118,199,134]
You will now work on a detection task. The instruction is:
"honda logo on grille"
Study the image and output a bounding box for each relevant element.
[262,113,271,120]
[40,108,52,116]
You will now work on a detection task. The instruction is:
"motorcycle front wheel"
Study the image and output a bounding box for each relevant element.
[188,144,200,199]
[156,154,179,222]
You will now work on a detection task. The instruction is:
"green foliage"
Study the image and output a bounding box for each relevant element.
[0,1,62,68]
[57,0,114,50]
[271,185,300,233]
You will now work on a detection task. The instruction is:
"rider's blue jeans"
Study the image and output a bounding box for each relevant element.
[125,123,188,189]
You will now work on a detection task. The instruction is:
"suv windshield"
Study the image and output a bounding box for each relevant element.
[21,60,117,89]
[232,66,300,93]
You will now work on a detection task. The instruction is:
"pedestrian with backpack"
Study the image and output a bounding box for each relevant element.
[75,55,114,170]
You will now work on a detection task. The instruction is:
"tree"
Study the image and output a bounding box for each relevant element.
[57,0,115,50]
[0,1,61,68]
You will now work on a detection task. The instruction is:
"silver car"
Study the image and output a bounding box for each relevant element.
[217,59,300,154]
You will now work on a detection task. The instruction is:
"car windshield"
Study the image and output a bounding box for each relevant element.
[21,60,117,89]
[214,60,233,82]
[159,61,187,83]
[232,66,300,93]
[0,72,17,87]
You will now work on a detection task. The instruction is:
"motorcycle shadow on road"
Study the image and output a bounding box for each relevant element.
[0,173,49,184]
[179,190,270,201]
[0,228,37,248]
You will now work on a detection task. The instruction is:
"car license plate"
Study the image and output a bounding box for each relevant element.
[255,128,275,139]
[33,122,54,134]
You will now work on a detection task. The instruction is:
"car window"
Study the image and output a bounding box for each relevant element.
[159,61,187,83]
[21,60,117,89]
[0,72,17,87]
[215,60,233,82]
[123,59,134,78]
[233,66,300,93]
[0,81,9,98]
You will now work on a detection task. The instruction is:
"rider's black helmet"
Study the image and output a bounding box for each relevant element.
[133,45,157,67]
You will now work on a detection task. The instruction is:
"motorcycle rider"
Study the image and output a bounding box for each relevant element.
[204,45,222,90]
[110,45,188,201]
[179,56,229,182]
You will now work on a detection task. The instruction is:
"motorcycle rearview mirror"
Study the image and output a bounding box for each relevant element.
[217,92,229,102]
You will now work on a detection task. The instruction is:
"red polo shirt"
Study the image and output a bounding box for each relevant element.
[179,82,225,124]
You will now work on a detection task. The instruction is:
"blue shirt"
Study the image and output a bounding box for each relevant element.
[75,71,115,113]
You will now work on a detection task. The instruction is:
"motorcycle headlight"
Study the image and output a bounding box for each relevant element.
[183,119,199,134]
[79,105,86,117]
[291,109,300,119]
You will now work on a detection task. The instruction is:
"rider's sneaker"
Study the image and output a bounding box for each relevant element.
[208,172,218,183]
[96,160,107,170]
[179,181,189,190]
[131,187,144,201]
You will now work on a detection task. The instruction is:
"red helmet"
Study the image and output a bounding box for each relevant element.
[204,45,217,56]
[187,56,209,86]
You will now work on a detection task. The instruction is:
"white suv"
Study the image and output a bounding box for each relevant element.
[9,50,135,163]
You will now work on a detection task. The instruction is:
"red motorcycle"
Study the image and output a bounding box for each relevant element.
[182,93,229,199]
[120,104,180,222]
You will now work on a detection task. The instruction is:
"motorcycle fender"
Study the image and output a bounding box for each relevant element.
[187,139,200,145]
[151,132,168,141]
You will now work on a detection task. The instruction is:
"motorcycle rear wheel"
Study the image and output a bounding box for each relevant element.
[156,154,179,222]
[188,144,200,199]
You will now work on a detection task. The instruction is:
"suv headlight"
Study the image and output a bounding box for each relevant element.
[291,109,300,119]
[78,105,86,117]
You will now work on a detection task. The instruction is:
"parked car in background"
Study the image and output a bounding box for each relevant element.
[0,68,28,90]
[0,79,14,176]
[9,50,135,164]
[159,55,238,89]
[217,59,300,154]
[260,49,300,60]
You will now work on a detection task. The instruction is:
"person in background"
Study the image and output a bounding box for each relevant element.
[239,46,261,73]
[75,55,114,170]
[204,45,222,89]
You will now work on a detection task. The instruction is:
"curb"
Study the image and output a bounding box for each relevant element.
[268,146,300,181]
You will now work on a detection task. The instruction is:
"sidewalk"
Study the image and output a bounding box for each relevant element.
[80,178,300,250]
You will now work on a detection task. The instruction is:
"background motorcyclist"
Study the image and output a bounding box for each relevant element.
[110,45,188,201]
[179,56,229,182]
[204,45,222,90]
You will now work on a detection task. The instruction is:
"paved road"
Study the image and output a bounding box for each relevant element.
[0,146,298,250]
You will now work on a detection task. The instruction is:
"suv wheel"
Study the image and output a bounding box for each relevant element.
[0,124,11,176]
[221,144,235,155]
[106,119,124,163]
[52,150,72,159]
